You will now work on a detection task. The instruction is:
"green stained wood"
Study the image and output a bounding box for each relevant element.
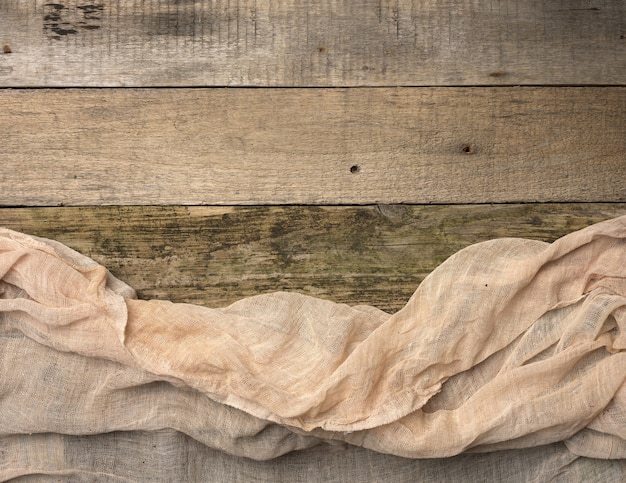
[1,204,625,312]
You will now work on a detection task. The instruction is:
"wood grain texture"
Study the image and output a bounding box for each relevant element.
[0,1,624,87]
[1,204,625,312]
[1,87,624,206]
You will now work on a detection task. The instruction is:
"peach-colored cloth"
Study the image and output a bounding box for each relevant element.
[1,217,625,463]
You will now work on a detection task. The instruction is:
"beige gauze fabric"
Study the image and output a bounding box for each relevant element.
[0,216,626,473]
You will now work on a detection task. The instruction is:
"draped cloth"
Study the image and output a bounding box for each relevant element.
[1,217,625,481]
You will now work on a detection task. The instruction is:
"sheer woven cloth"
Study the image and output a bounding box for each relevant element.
[1,217,625,481]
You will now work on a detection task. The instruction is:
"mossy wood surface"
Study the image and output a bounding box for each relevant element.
[2,203,625,312]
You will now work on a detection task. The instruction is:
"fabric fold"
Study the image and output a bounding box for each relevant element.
[1,216,625,462]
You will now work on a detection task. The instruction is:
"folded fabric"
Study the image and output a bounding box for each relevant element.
[5,431,626,482]
[0,217,625,473]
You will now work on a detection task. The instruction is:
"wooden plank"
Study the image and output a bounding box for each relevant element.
[1,204,625,312]
[1,87,624,206]
[0,1,624,87]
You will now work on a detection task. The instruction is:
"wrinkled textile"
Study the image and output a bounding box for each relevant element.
[4,432,626,482]
[1,217,625,480]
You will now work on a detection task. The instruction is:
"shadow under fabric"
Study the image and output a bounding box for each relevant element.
[0,217,625,481]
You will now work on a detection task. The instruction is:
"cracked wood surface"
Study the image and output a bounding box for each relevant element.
[0,1,624,87]
[1,87,625,206]
[0,2,624,312]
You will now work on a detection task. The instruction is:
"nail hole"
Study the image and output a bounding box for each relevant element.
[3,44,11,54]
[350,165,360,174]
[462,145,474,154]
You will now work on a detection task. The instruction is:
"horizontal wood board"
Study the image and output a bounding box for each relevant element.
[1,204,625,312]
[2,87,625,206]
[0,1,625,87]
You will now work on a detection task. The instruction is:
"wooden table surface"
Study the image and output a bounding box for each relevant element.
[1,1,625,312]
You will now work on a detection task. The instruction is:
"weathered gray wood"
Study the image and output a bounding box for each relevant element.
[1,87,624,205]
[0,1,624,87]
[1,204,624,312]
